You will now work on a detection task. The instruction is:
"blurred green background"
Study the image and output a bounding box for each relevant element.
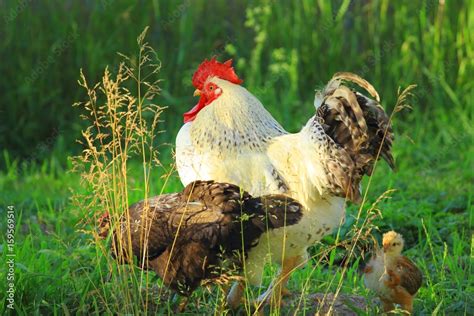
[1,0,472,163]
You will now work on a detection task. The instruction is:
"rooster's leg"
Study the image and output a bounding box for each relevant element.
[176,297,189,313]
[226,281,245,309]
[171,294,189,313]
[255,255,301,309]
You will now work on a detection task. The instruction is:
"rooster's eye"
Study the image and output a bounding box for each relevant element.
[209,85,214,90]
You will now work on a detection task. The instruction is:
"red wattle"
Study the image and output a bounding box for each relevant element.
[183,97,207,123]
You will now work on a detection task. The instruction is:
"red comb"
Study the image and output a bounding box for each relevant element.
[192,57,243,90]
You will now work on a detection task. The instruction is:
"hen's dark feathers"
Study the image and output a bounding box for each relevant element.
[106,180,303,295]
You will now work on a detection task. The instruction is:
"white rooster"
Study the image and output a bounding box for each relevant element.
[176,58,395,307]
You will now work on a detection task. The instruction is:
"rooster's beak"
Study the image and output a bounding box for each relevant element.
[193,89,201,97]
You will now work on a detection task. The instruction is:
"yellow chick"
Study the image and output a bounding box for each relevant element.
[364,231,423,313]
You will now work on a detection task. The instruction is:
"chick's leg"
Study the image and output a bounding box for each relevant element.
[380,298,395,313]
[392,286,414,314]
[401,299,414,314]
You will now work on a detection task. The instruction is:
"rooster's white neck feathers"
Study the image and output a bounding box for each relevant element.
[190,78,286,153]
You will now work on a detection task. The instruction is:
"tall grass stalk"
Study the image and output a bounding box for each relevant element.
[71,28,166,314]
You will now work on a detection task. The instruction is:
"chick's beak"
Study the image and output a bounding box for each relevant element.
[193,89,201,97]
[383,244,389,251]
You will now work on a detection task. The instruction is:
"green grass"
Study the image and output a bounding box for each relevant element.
[1,0,473,315]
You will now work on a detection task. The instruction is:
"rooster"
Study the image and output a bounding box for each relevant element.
[176,58,395,307]
[99,180,303,310]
